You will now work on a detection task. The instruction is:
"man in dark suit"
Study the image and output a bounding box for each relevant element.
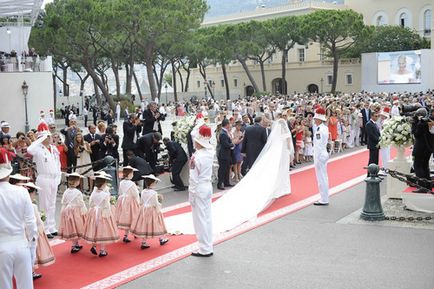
[411,108,434,192]
[136,132,162,173]
[60,118,79,173]
[121,114,141,166]
[241,116,268,175]
[217,119,234,190]
[100,125,120,161]
[163,137,188,191]
[365,111,380,167]
[126,150,153,188]
[83,124,103,170]
[360,102,371,146]
[141,102,165,135]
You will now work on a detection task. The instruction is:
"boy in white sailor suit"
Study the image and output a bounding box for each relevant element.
[0,148,38,289]
[313,107,330,206]
[27,129,62,238]
[189,125,215,257]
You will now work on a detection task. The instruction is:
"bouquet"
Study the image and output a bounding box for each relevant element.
[379,116,413,148]
[173,115,195,144]
[110,196,117,205]
[157,194,164,204]
[40,210,46,222]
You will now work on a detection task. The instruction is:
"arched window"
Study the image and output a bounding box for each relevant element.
[399,12,408,27]
[424,9,432,36]
[376,15,385,26]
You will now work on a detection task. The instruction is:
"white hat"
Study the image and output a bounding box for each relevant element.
[66,172,84,178]
[122,165,138,172]
[0,149,13,179]
[93,171,113,181]
[142,174,161,182]
[380,107,391,118]
[1,122,10,128]
[313,107,327,122]
[193,125,213,149]
[9,174,31,182]
[23,182,42,191]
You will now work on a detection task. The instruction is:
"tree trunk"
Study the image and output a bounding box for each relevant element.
[144,45,158,101]
[238,57,259,93]
[176,64,184,92]
[80,74,90,96]
[93,79,101,106]
[111,59,120,98]
[331,44,339,94]
[259,60,266,92]
[126,54,134,96]
[180,60,191,92]
[198,63,214,100]
[62,66,69,96]
[281,49,288,95]
[222,63,230,100]
[84,63,114,111]
[171,60,178,102]
[132,70,143,100]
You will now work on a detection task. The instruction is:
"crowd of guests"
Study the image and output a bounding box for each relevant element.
[0,48,40,72]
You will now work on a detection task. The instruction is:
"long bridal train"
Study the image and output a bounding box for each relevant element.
[165,119,294,235]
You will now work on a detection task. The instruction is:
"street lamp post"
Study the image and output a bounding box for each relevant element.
[164,84,168,104]
[204,81,207,99]
[211,81,215,99]
[22,81,29,133]
[6,28,11,52]
[320,78,324,94]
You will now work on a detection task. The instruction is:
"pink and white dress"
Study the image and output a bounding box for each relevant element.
[116,179,140,230]
[59,188,87,240]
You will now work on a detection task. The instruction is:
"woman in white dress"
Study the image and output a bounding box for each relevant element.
[165,117,294,234]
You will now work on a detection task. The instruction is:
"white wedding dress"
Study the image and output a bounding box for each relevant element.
[165,119,294,234]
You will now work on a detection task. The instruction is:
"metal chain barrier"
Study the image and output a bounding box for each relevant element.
[376,167,434,222]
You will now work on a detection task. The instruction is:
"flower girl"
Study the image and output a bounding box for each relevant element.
[116,166,140,243]
[83,172,119,257]
[58,173,87,253]
[131,174,169,249]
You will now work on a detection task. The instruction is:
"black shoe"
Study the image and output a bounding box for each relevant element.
[224,183,234,187]
[217,185,225,190]
[51,232,58,236]
[191,252,213,257]
[46,234,54,239]
[99,250,108,257]
[174,187,186,191]
[71,246,81,254]
[75,245,83,250]
[33,272,42,280]
[412,188,429,193]
[123,236,131,243]
[141,242,150,250]
[313,201,329,206]
[159,238,169,246]
[90,246,97,255]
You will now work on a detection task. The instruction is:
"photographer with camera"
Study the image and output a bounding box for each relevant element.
[100,125,119,161]
[121,114,141,166]
[141,102,166,135]
[411,108,434,192]
[163,137,188,191]
[136,132,162,174]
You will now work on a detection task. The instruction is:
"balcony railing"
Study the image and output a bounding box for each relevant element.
[0,56,52,72]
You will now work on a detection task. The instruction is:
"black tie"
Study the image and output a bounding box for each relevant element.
[92,134,95,140]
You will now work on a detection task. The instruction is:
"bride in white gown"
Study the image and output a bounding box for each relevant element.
[165,118,294,235]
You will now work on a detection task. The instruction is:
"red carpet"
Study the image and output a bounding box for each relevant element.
[33,148,394,289]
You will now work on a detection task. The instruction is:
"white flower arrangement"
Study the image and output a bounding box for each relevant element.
[379,116,413,148]
[174,115,195,144]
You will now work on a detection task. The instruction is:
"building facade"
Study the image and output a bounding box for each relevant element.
[178,0,432,100]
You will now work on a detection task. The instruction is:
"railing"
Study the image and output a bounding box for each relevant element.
[0,56,52,72]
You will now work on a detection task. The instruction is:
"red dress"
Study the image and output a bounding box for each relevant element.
[328,116,338,141]
[56,145,68,172]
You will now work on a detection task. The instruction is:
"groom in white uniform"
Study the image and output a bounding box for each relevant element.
[313,107,330,206]
[189,125,215,257]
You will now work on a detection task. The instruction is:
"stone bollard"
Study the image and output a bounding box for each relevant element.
[360,164,385,221]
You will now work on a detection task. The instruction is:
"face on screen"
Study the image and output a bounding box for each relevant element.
[377,50,422,85]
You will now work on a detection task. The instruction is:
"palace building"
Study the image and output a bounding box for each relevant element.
[181,0,433,99]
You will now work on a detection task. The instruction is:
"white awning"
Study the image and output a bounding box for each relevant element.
[0,0,44,25]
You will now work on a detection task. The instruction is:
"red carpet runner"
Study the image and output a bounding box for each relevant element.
[33,148,390,289]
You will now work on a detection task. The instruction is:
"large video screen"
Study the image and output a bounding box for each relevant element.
[377,50,421,84]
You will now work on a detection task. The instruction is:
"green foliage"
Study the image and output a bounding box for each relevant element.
[346,25,431,58]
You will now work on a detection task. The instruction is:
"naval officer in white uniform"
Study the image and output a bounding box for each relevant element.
[0,149,38,289]
[189,125,215,257]
[313,107,330,206]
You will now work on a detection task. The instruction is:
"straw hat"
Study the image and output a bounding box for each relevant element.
[66,172,84,179]
[23,182,42,191]
[122,165,138,172]
[93,171,113,181]
[9,174,31,182]
[142,174,161,182]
